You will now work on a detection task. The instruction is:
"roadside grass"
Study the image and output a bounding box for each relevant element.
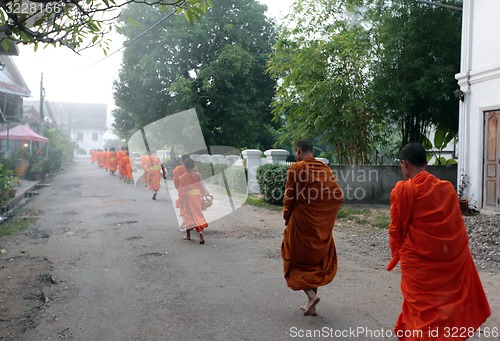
[337,205,390,229]
[245,195,283,212]
[0,208,38,238]
[244,196,391,229]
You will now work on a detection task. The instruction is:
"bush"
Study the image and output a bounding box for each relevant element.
[195,162,214,180]
[256,164,289,205]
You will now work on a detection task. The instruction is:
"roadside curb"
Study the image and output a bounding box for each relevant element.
[4,179,43,212]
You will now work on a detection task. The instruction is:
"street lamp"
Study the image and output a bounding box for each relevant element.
[454,89,465,102]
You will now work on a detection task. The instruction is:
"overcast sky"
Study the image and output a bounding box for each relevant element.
[13,0,293,128]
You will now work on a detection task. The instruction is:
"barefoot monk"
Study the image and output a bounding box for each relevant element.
[281,140,344,316]
[387,143,490,340]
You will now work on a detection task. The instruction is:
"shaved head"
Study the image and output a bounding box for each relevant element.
[294,140,314,153]
[399,143,427,167]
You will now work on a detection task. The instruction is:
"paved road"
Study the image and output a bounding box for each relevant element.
[4,160,498,340]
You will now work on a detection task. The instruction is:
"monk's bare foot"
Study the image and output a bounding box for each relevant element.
[300,305,317,316]
[152,193,157,200]
[183,230,191,240]
[303,291,320,316]
[199,233,205,244]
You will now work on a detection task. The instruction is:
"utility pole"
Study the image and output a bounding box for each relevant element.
[39,72,45,136]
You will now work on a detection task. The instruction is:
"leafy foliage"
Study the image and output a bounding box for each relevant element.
[0,0,213,52]
[256,163,288,205]
[422,124,458,166]
[268,0,462,162]
[369,0,462,146]
[268,0,384,164]
[112,0,277,149]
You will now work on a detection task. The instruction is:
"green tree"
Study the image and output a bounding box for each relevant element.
[45,127,74,172]
[113,0,277,149]
[369,0,462,147]
[268,0,382,164]
[0,0,213,52]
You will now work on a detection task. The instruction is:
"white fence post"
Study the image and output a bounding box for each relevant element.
[264,149,290,164]
[198,154,211,163]
[315,157,330,165]
[225,155,240,165]
[211,154,225,164]
[242,149,263,194]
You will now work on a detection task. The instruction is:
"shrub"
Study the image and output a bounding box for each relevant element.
[195,162,214,180]
[256,164,289,205]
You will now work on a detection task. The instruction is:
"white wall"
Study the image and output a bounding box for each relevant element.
[73,129,105,154]
[456,0,500,210]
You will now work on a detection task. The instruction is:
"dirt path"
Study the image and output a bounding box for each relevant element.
[0,160,498,340]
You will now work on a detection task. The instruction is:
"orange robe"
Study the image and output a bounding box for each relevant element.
[90,150,97,164]
[147,155,161,192]
[178,172,207,232]
[140,154,150,185]
[116,150,124,176]
[97,151,105,168]
[107,151,117,173]
[172,164,187,211]
[281,157,344,290]
[122,155,132,181]
[387,171,490,340]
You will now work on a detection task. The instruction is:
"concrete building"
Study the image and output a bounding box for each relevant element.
[456,0,500,212]
[24,100,107,155]
[0,55,32,156]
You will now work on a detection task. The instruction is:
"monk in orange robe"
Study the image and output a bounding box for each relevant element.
[90,149,97,164]
[172,154,190,215]
[140,152,151,188]
[147,153,165,200]
[107,147,117,175]
[387,143,490,340]
[97,150,105,168]
[178,158,211,244]
[122,150,133,183]
[116,147,125,179]
[281,140,344,316]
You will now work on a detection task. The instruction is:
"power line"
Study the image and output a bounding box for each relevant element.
[81,2,185,70]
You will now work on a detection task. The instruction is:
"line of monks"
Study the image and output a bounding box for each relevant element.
[90,147,134,183]
[90,147,166,200]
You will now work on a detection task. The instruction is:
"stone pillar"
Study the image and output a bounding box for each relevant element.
[242,149,263,194]
[225,155,240,166]
[264,149,290,164]
[315,157,330,165]
[198,154,211,163]
[211,154,225,165]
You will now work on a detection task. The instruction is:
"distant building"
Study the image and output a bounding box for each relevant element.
[24,100,108,155]
[456,0,500,212]
[22,104,42,132]
[0,55,31,156]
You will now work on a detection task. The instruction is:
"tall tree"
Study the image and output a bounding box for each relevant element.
[0,0,213,52]
[369,0,462,146]
[268,0,382,164]
[113,0,277,149]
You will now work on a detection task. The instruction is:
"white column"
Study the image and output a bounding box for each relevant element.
[263,149,289,164]
[225,155,240,165]
[242,149,263,194]
[211,154,225,165]
[315,157,329,165]
[198,154,211,163]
